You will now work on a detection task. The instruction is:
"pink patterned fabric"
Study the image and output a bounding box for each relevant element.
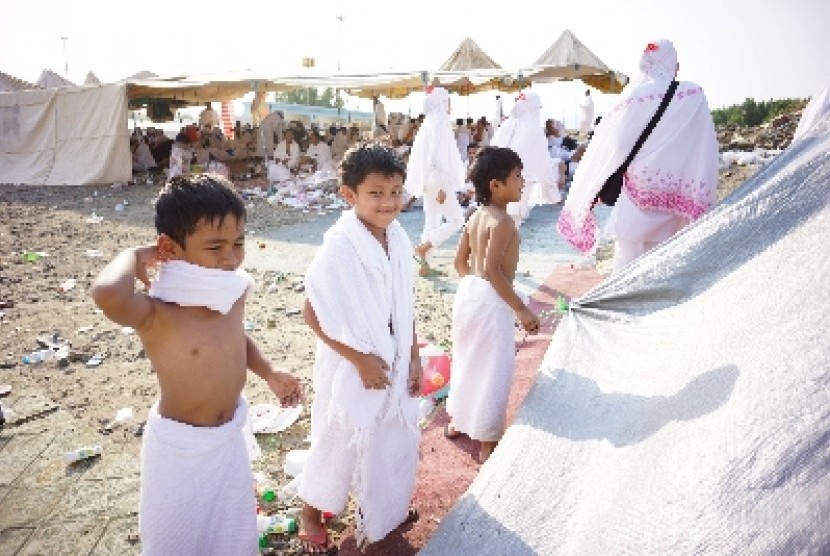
[624,168,712,221]
[556,207,599,254]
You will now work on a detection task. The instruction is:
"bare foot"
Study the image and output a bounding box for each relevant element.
[479,441,498,462]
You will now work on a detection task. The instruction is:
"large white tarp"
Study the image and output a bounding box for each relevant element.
[421,112,830,554]
[0,83,130,185]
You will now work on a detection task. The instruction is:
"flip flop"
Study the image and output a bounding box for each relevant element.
[298,528,336,555]
[444,421,461,439]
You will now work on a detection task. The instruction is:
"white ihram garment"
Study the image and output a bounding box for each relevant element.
[792,81,830,142]
[140,397,258,556]
[405,87,466,250]
[447,275,517,442]
[148,260,254,315]
[299,209,420,548]
[492,90,561,224]
[557,39,719,266]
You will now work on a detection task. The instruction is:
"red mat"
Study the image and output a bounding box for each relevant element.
[335,266,604,555]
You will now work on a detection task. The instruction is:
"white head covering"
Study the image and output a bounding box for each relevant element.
[492,90,561,217]
[404,87,466,197]
[557,39,719,253]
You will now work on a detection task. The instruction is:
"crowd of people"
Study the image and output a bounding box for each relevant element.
[100,36,726,555]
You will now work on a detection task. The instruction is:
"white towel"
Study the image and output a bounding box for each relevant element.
[148,260,254,315]
[447,275,517,442]
[139,397,258,556]
[301,208,420,547]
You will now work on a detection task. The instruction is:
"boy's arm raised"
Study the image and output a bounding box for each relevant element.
[90,246,156,330]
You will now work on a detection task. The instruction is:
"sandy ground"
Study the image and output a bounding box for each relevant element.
[0,162,756,554]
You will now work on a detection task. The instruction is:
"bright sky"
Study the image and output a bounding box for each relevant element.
[2,0,829,126]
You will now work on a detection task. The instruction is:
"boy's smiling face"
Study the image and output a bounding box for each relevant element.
[340,172,404,239]
[160,215,246,271]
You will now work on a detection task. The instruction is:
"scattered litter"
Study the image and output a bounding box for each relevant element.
[58,278,77,293]
[115,203,125,211]
[85,354,104,368]
[257,241,267,249]
[0,384,11,397]
[64,445,102,464]
[250,403,303,434]
[76,325,94,334]
[285,308,301,317]
[86,212,103,224]
[244,320,258,331]
[121,326,135,335]
[103,407,134,432]
[22,349,54,364]
[21,251,42,262]
[84,249,103,257]
[292,283,305,293]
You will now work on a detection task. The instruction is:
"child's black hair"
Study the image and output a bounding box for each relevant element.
[339,143,407,191]
[154,174,246,247]
[467,146,523,206]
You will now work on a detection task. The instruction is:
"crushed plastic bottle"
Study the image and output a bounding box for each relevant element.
[64,445,102,463]
[22,349,55,364]
[256,514,297,535]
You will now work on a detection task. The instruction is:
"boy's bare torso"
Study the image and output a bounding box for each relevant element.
[140,297,248,427]
[465,206,520,281]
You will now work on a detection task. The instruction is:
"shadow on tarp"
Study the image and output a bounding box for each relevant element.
[528,364,739,447]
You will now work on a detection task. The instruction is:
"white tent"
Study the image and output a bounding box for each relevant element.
[0,83,131,185]
[421,112,830,554]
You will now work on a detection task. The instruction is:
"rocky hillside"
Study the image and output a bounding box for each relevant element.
[716,110,802,151]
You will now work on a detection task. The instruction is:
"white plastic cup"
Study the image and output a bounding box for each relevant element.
[283,449,309,477]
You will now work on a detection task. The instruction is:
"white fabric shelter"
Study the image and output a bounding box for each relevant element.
[0,83,131,185]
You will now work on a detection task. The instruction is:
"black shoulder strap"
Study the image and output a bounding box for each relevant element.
[622,80,679,167]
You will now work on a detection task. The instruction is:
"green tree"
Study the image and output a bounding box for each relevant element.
[712,97,808,126]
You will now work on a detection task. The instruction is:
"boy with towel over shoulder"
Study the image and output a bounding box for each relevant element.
[298,143,422,553]
[445,146,540,463]
[91,174,301,555]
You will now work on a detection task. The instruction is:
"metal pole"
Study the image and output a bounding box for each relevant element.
[336,15,345,72]
[60,36,69,77]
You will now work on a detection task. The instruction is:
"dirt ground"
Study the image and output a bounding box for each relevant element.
[0,161,757,554]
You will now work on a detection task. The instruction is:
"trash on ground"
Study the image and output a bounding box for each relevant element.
[86,354,104,367]
[250,403,303,434]
[64,445,102,464]
[58,278,77,293]
[283,449,309,478]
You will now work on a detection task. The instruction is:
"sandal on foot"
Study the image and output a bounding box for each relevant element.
[444,422,461,439]
[403,506,420,525]
[298,528,335,554]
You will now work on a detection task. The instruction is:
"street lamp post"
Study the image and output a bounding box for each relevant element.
[336,15,345,72]
[60,36,69,78]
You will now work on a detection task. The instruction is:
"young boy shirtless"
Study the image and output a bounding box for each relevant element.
[91,174,301,555]
[445,146,540,462]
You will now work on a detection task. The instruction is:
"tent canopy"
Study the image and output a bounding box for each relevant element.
[35,69,75,89]
[438,37,502,71]
[0,70,40,93]
[527,29,629,93]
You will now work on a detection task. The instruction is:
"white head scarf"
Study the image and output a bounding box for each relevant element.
[557,39,719,253]
[404,87,466,197]
[492,90,561,214]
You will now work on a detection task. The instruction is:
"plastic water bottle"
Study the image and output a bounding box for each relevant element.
[256,514,297,535]
[22,349,54,364]
[64,445,102,463]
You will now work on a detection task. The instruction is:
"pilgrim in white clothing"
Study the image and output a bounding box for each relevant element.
[557,39,719,273]
[492,90,562,224]
[578,89,595,135]
[274,136,301,170]
[299,209,420,548]
[259,109,286,158]
[140,261,259,555]
[405,87,465,258]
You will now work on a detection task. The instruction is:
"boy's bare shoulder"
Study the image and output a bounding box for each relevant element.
[469,206,515,233]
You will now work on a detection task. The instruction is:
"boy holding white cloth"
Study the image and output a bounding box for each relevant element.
[91,175,301,555]
[445,147,540,462]
[299,144,422,552]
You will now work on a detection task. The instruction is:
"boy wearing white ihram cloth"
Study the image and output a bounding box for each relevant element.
[298,144,422,553]
[445,146,540,463]
[491,90,562,226]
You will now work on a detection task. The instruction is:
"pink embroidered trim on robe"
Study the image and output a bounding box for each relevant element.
[557,207,599,254]
[623,167,712,220]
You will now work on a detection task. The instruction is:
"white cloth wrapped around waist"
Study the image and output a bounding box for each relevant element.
[455,274,525,312]
[139,397,258,556]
